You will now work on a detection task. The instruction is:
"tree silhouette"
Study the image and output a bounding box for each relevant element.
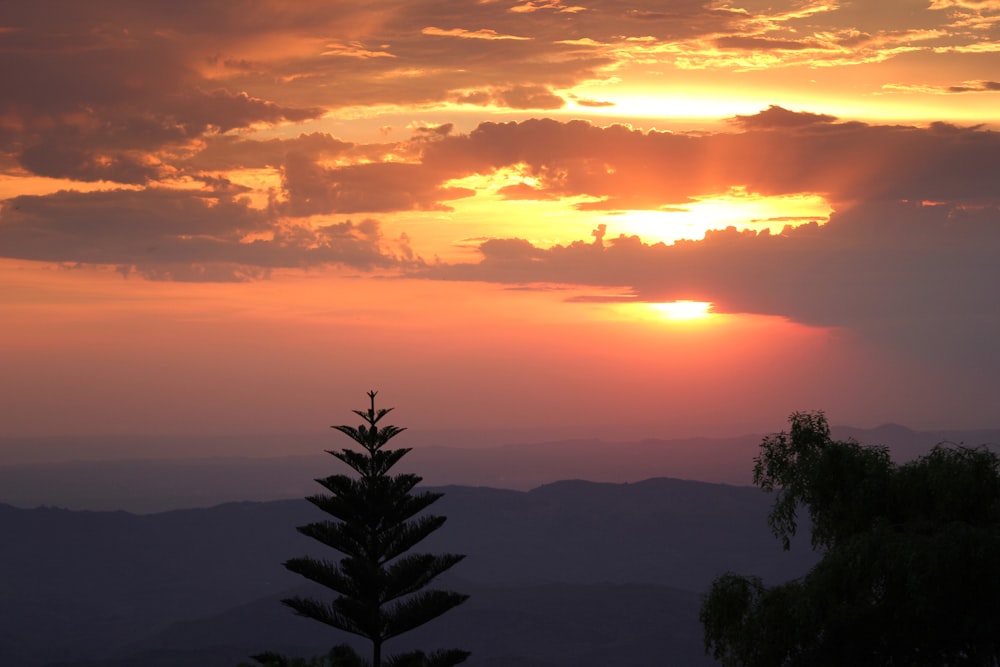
[700,411,1000,666]
[269,391,469,667]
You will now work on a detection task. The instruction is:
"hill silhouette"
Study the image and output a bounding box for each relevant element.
[4,424,992,512]
[1,478,818,666]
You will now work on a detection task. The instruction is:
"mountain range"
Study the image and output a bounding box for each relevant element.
[3,423,996,513]
[3,424,997,665]
[2,478,819,666]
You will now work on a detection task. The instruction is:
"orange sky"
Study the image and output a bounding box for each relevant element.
[1,1,999,454]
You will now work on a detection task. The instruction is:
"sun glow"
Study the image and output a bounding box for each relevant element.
[650,301,714,320]
[603,190,830,245]
[565,85,780,121]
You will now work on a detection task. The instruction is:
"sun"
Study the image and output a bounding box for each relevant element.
[649,301,714,321]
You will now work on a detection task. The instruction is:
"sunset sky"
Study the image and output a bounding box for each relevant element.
[2,1,999,455]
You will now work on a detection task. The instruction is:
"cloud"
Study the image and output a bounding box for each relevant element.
[0,188,413,281]
[17,145,167,185]
[280,153,475,216]
[452,85,566,109]
[729,105,838,128]
[573,97,616,108]
[497,85,567,109]
[320,40,397,58]
[947,80,1000,92]
[510,0,587,13]
[422,113,1000,208]
[414,200,1000,364]
[0,6,325,185]
[0,0,803,148]
[3,113,998,287]
[0,0,631,198]
[479,237,546,262]
[714,36,820,50]
[657,0,998,70]
[8,87,324,185]
[5,0,991,183]
[187,132,355,172]
[421,27,531,41]
[885,80,1000,94]
[403,113,1000,363]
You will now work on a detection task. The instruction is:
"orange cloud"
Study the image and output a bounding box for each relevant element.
[421,27,531,40]
[4,111,998,283]
[415,199,1000,367]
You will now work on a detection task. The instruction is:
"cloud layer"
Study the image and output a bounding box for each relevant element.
[1,1,998,359]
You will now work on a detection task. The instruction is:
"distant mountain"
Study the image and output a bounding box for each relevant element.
[0,478,818,666]
[4,424,994,512]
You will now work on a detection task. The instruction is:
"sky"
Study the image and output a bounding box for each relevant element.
[1,0,999,455]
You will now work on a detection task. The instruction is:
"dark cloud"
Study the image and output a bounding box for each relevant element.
[0,188,412,281]
[120,262,271,283]
[415,200,1000,365]
[175,89,322,133]
[6,0,987,194]
[412,110,1000,363]
[423,115,1000,208]
[478,237,546,263]
[4,113,998,286]
[0,9,324,184]
[574,98,616,108]
[453,91,493,106]
[9,98,277,182]
[18,144,166,185]
[188,133,354,171]
[2,0,997,291]
[413,123,455,138]
[714,36,818,50]
[730,105,838,129]
[453,86,567,110]
[0,0,756,175]
[947,80,1000,93]
[416,0,748,44]
[498,86,567,110]
[280,154,475,216]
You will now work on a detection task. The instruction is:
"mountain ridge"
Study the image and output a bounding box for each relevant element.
[5,423,996,513]
[1,477,817,666]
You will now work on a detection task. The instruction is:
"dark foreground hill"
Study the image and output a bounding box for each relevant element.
[1,478,818,667]
[45,581,710,667]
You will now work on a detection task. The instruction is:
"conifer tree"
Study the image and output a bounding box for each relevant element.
[280,391,469,667]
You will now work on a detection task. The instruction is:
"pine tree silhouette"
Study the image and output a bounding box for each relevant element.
[280,391,469,667]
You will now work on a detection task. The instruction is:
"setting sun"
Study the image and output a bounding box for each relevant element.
[2,3,999,662]
[1,1,998,451]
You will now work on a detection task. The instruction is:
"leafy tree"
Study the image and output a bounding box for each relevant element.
[701,411,1000,666]
[257,391,469,667]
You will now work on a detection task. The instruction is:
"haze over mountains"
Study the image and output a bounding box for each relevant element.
[2,423,997,665]
[2,423,996,513]
[2,479,820,667]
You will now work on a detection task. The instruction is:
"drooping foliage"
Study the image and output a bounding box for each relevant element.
[701,411,1000,666]
[260,391,469,667]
